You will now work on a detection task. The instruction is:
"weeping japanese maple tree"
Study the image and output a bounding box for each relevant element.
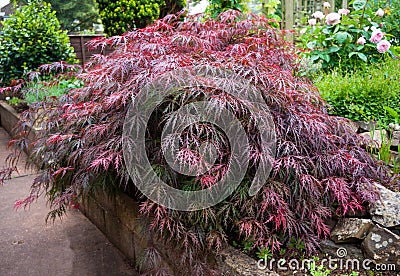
[2,10,397,274]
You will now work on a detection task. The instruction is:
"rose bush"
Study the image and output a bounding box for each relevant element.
[298,0,395,70]
[368,0,400,46]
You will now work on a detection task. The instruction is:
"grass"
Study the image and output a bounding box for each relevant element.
[21,79,83,105]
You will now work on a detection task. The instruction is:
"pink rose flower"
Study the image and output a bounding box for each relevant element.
[375,8,384,17]
[312,11,324,19]
[338,9,350,15]
[357,36,366,45]
[308,19,317,26]
[370,29,384,43]
[377,40,391,53]
[326,13,341,25]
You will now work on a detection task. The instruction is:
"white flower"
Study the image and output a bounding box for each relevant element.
[300,28,307,34]
[326,13,341,25]
[338,9,350,15]
[375,8,384,17]
[357,36,366,45]
[308,19,317,26]
[5,97,10,101]
[323,2,331,8]
[312,11,325,19]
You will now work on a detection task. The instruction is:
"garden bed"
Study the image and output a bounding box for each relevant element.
[0,100,21,137]
[0,100,37,154]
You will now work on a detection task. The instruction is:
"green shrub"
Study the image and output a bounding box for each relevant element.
[204,0,249,18]
[315,59,400,126]
[95,0,185,36]
[0,0,76,86]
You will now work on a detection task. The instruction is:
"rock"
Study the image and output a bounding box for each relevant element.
[391,131,400,150]
[346,121,359,133]
[356,121,377,133]
[217,246,279,275]
[388,123,400,131]
[331,218,373,243]
[369,184,400,228]
[361,225,400,267]
[320,240,364,261]
[359,129,388,149]
[346,207,369,218]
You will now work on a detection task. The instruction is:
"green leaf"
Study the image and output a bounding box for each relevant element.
[335,32,351,44]
[357,52,367,62]
[352,0,366,10]
[306,41,317,49]
[322,28,331,35]
[355,45,364,51]
[318,53,330,62]
[333,24,340,34]
[349,52,358,57]
[328,46,340,53]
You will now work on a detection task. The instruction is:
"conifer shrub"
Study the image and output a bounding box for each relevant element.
[1,11,397,274]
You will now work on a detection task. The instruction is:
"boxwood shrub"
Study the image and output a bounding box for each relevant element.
[315,59,400,126]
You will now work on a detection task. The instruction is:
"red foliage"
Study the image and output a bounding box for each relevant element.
[1,10,397,274]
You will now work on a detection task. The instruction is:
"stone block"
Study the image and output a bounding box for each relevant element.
[0,101,20,137]
[356,121,377,133]
[331,218,373,243]
[94,188,116,215]
[360,129,388,149]
[391,131,400,150]
[84,198,106,235]
[369,184,400,228]
[115,192,140,232]
[361,225,400,267]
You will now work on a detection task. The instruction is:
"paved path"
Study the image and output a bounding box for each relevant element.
[0,128,138,276]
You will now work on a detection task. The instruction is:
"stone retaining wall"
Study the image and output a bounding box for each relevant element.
[80,188,277,275]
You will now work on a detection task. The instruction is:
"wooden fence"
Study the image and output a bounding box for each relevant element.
[282,0,346,41]
[68,34,113,68]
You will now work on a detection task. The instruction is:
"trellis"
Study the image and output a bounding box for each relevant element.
[282,0,348,40]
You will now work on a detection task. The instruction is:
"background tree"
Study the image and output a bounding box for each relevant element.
[15,0,101,32]
[95,0,185,36]
[46,0,101,32]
